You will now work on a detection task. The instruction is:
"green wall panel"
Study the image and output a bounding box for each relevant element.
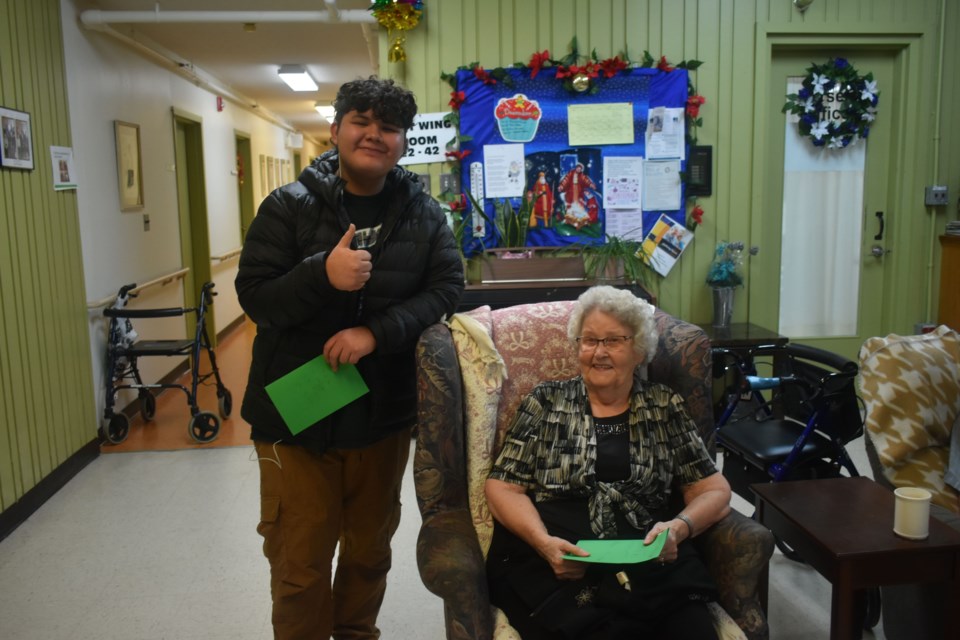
[0,0,97,513]
[394,0,958,339]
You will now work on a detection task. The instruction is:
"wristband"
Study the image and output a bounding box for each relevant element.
[676,513,694,538]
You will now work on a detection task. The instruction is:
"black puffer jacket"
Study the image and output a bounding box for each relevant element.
[236,150,464,451]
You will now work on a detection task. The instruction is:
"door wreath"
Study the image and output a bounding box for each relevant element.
[782,57,879,149]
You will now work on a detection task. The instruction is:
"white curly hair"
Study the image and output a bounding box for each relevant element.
[567,286,658,361]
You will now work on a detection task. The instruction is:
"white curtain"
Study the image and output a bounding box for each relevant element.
[778,77,865,337]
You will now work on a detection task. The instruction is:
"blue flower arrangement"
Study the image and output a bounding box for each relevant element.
[706,241,758,288]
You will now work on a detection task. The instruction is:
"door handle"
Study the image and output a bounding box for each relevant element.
[874,211,884,240]
[870,245,891,258]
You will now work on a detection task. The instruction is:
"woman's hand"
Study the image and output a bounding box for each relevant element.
[643,522,680,563]
[535,536,590,580]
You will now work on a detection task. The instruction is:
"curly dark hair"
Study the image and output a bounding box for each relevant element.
[333,76,418,130]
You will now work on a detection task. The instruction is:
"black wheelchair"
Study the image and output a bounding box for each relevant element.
[101,281,232,444]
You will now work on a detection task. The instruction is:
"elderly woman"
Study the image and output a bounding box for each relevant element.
[485,286,731,639]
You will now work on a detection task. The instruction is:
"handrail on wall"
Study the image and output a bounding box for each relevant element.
[86,267,190,310]
[211,247,242,263]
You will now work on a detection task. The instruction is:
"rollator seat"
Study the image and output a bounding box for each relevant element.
[123,339,196,357]
[720,419,834,465]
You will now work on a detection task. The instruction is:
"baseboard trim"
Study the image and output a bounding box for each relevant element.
[0,438,100,542]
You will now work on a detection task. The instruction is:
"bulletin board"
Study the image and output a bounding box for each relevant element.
[456,66,690,256]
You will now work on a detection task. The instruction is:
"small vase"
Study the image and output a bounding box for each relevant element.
[711,286,735,328]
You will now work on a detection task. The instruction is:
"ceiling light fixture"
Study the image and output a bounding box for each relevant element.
[315,104,336,123]
[278,65,318,92]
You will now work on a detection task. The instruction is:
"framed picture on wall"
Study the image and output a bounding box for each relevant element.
[0,107,34,170]
[114,120,144,211]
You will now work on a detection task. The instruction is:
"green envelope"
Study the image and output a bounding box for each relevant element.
[265,355,369,435]
[562,529,668,564]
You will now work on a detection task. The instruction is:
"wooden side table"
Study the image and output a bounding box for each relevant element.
[753,477,960,639]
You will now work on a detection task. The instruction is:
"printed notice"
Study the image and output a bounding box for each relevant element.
[642,159,682,211]
[482,143,526,199]
[645,106,686,160]
[568,103,635,146]
[603,156,643,209]
[604,209,644,241]
[641,213,694,277]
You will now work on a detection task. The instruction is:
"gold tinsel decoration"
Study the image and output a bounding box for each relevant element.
[370,2,423,63]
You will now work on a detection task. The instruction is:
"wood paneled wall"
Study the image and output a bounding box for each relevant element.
[391,0,958,328]
[0,0,96,512]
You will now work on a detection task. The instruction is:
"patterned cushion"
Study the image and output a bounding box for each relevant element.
[859,325,960,512]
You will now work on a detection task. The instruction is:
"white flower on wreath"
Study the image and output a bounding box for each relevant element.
[860,79,878,102]
[827,136,845,149]
[812,73,830,94]
[810,120,830,140]
[802,96,815,113]
[862,106,877,122]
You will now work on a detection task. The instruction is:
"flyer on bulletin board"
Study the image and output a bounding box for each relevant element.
[265,355,369,435]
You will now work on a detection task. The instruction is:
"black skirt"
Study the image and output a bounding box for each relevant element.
[486,499,718,640]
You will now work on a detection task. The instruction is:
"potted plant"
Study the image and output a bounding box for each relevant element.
[581,233,654,292]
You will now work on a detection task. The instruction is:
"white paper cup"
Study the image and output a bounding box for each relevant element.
[893,486,932,540]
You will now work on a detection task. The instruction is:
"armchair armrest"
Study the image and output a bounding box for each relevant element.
[414,322,494,640]
[696,510,774,640]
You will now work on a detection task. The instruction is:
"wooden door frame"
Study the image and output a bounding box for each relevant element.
[172,108,214,342]
[749,26,925,345]
[235,130,254,242]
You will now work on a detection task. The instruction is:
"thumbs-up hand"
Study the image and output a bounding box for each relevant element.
[326,224,372,291]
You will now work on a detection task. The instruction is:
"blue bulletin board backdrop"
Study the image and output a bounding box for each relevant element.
[456,66,689,257]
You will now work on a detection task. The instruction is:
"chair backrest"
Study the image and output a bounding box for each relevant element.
[773,343,863,443]
[858,325,960,512]
[461,300,715,459]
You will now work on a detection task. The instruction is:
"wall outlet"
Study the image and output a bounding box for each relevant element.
[439,173,460,195]
[924,185,949,206]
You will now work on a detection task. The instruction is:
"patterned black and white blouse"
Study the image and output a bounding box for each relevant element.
[488,374,717,538]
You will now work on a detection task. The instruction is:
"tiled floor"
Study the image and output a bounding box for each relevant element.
[0,319,890,639]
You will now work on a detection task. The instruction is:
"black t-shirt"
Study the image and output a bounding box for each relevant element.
[343,188,388,248]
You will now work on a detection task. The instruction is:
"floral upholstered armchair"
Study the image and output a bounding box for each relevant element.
[413,300,774,640]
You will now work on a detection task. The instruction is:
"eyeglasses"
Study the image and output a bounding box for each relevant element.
[576,335,634,351]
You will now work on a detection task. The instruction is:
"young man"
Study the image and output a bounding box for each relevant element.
[236,76,464,639]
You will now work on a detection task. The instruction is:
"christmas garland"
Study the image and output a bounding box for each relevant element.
[782,57,879,149]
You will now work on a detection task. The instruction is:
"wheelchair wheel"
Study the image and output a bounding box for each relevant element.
[101,412,130,445]
[188,411,220,443]
[217,388,233,419]
[139,391,156,421]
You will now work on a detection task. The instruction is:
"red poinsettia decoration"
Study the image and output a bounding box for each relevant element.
[448,193,467,212]
[657,56,675,72]
[529,50,551,79]
[686,94,706,118]
[599,56,629,78]
[448,90,466,110]
[472,66,496,85]
[688,203,705,230]
[445,149,472,163]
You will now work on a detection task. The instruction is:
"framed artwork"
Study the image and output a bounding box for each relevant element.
[114,120,144,210]
[0,107,34,170]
